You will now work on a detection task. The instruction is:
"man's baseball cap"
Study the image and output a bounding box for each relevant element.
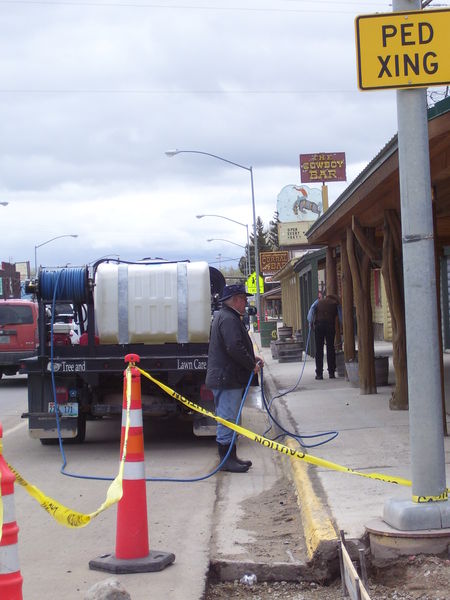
[219,284,252,301]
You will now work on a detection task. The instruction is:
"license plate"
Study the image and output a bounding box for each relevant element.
[0,336,10,344]
[48,402,79,417]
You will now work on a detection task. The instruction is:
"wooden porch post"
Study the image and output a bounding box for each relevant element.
[381,209,408,409]
[347,219,376,394]
[341,233,356,362]
[326,247,338,295]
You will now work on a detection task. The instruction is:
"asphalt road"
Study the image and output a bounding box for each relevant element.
[0,374,219,600]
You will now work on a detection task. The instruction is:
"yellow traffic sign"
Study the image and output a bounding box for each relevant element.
[245,272,264,295]
[355,9,450,90]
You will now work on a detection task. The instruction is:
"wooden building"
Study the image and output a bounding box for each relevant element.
[305,96,450,413]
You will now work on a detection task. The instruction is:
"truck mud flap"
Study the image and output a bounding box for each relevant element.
[29,414,78,439]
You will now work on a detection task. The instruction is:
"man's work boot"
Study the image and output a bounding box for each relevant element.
[329,372,336,379]
[231,444,252,468]
[315,373,323,380]
[217,443,250,473]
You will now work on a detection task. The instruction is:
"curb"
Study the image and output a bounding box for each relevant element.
[285,439,338,560]
[253,334,339,566]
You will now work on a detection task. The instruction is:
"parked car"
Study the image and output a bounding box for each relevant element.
[0,299,39,378]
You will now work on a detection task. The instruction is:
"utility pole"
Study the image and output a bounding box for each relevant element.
[383,0,449,531]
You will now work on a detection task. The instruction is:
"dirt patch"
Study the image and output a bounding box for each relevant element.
[370,553,450,598]
[205,554,450,599]
[235,466,307,563]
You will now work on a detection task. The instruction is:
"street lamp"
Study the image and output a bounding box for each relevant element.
[206,238,250,277]
[34,234,78,275]
[196,214,251,278]
[166,149,261,318]
[207,238,245,249]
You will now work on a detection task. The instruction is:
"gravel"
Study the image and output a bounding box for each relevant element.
[205,554,450,599]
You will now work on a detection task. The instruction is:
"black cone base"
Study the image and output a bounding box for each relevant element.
[89,550,175,574]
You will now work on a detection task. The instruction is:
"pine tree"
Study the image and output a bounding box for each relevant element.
[247,216,270,274]
[268,211,280,250]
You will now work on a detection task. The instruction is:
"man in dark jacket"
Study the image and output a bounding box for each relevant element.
[206,284,264,473]
[307,293,341,380]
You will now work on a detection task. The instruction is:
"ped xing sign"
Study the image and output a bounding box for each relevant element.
[355,9,450,90]
[245,272,264,295]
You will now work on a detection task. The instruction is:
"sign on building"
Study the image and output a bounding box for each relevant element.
[278,222,313,247]
[276,184,322,247]
[277,184,322,222]
[355,9,450,90]
[260,251,289,275]
[300,152,346,183]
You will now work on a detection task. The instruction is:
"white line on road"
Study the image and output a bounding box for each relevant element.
[3,421,27,437]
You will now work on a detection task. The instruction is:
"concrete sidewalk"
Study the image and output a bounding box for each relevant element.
[251,331,450,560]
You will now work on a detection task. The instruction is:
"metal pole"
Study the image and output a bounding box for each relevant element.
[245,224,251,279]
[34,234,78,278]
[167,150,261,316]
[383,0,448,530]
[250,167,261,319]
[197,214,250,276]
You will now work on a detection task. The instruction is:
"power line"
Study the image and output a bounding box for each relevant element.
[0,0,392,14]
[0,88,359,94]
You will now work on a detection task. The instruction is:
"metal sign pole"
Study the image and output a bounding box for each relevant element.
[383,0,449,530]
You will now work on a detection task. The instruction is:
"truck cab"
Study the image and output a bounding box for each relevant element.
[0,299,38,378]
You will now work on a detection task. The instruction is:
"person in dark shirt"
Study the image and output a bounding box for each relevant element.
[206,284,264,473]
[307,293,342,380]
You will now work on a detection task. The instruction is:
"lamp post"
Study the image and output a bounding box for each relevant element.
[207,239,246,274]
[197,213,251,278]
[34,234,78,276]
[166,149,261,318]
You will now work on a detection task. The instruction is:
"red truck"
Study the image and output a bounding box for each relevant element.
[0,299,39,379]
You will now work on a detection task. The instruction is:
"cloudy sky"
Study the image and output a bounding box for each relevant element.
[0,0,447,273]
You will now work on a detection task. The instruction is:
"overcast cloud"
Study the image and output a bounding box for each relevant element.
[1,0,447,272]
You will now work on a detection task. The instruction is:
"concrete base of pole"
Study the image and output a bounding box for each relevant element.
[383,498,450,531]
[366,516,450,561]
[89,550,175,574]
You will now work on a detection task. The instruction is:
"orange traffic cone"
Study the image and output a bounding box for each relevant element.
[0,422,23,600]
[89,354,175,574]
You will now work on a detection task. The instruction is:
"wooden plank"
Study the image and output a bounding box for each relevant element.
[341,541,371,600]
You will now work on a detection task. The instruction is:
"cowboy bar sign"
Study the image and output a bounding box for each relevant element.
[300,152,346,183]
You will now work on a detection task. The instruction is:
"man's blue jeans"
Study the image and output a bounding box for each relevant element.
[212,388,244,445]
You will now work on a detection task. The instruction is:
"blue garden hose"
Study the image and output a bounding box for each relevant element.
[261,325,339,449]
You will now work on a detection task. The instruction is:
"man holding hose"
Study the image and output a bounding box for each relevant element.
[206,284,264,473]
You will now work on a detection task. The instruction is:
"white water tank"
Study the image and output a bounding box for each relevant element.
[94,262,211,344]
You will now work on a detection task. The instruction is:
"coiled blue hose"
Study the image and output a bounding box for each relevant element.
[39,267,88,303]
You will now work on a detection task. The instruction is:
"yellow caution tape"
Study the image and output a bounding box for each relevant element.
[0,367,133,530]
[138,367,450,501]
[412,490,448,503]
